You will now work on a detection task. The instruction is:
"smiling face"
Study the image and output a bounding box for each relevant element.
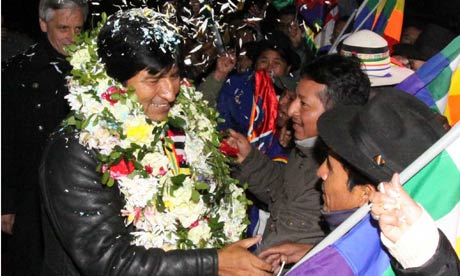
[255,49,290,77]
[287,79,326,140]
[276,89,296,128]
[126,67,180,122]
[39,8,85,56]
[317,153,374,212]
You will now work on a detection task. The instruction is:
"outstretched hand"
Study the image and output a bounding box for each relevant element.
[218,236,273,276]
[224,129,252,163]
[258,242,313,274]
[213,51,236,81]
[369,173,423,243]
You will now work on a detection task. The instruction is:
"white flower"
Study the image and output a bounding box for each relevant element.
[70,48,91,69]
[96,77,112,97]
[185,134,211,174]
[140,152,170,175]
[162,178,205,228]
[79,125,121,154]
[108,103,131,122]
[80,93,104,115]
[118,175,159,208]
[188,220,212,245]
[218,185,247,242]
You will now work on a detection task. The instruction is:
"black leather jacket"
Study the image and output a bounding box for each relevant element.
[39,130,218,276]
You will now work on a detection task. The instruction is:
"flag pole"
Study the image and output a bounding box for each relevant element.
[327,9,357,54]
[353,0,386,33]
[288,122,460,272]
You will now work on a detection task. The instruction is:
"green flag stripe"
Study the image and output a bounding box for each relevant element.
[382,267,396,276]
[404,150,460,220]
[428,66,454,101]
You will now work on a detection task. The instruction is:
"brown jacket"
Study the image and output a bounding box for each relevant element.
[234,141,327,253]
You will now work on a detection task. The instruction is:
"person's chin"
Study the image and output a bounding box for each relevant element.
[293,131,307,141]
[148,113,168,122]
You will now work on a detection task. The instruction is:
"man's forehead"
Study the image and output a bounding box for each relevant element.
[259,49,286,61]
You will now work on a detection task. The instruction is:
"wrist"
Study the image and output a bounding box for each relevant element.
[213,70,228,81]
[381,207,439,268]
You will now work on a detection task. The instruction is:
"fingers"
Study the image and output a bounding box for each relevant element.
[263,253,281,265]
[250,254,274,274]
[258,247,281,260]
[237,235,262,248]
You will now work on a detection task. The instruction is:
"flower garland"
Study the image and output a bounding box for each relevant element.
[64,8,249,250]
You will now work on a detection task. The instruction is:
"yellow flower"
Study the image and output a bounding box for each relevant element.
[123,116,154,146]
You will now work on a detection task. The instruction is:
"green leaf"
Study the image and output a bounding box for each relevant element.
[133,161,143,170]
[170,174,186,186]
[194,181,210,191]
[156,195,165,212]
[102,171,110,185]
[109,151,121,160]
[168,116,186,128]
[191,190,200,203]
[107,177,115,187]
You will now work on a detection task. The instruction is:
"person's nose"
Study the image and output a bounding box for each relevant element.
[65,29,76,43]
[267,61,275,73]
[158,78,178,102]
[317,161,328,180]
[287,97,299,118]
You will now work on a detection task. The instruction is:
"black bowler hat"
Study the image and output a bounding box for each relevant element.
[318,88,446,183]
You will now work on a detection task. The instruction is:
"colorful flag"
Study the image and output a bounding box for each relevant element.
[397,36,460,126]
[287,124,460,275]
[314,5,339,49]
[352,0,404,48]
[297,0,339,51]
[247,70,279,153]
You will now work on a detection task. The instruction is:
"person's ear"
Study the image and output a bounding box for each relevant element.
[39,18,48,33]
[354,184,376,206]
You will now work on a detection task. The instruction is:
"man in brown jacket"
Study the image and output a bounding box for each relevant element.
[227,54,370,255]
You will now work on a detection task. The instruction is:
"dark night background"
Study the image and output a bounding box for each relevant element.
[1,0,459,42]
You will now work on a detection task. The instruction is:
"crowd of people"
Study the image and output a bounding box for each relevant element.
[1,0,459,276]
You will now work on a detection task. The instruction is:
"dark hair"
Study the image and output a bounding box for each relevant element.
[255,30,301,71]
[327,151,375,191]
[343,158,376,190]
[301,54,370,110]
[97,12,180,84]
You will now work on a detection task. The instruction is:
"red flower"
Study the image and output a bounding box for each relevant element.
[145,165,153,174]
[189,220,200,229]
[219,140,239,157]
[109,159,135,179]
[158,167,167,176]
[101,86,125,105]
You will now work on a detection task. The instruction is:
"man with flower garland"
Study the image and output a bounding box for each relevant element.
[1,1,87,275]
[37,8,272,276]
